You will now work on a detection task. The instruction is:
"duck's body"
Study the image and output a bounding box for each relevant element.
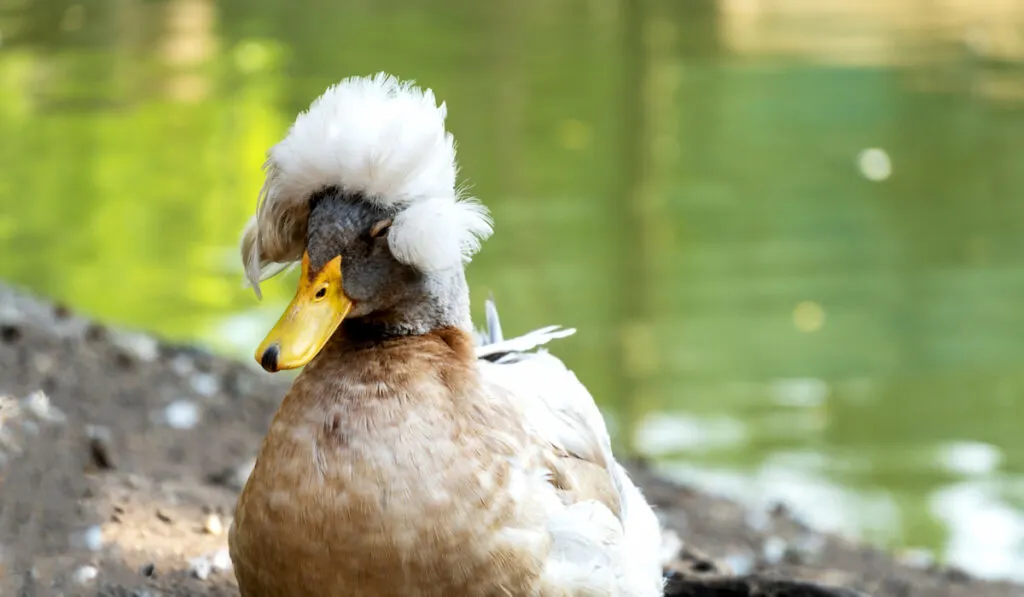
[229,73,668,597]
[233,327,540,596]
[232,321,663,596]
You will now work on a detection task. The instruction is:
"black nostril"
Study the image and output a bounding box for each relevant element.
[260,344,280,372]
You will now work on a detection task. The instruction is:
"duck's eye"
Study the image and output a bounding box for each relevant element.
[370,219,393,238]
[314,287,327,300]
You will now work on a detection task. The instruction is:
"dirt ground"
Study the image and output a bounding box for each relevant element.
[0,282,1021,597]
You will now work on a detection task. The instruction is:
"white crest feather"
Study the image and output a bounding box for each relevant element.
[239,72,493,297]
[390,196,493,272]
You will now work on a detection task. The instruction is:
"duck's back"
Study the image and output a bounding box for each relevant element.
[477,333,666,597]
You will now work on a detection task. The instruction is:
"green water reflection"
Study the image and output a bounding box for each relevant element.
[3,0,1024,580]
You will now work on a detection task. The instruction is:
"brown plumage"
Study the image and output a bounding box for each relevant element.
[231,327,593,596]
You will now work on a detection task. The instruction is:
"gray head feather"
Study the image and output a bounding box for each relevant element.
[306,188,472,338]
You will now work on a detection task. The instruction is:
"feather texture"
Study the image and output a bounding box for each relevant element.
[240,73,493,298]
[475,299,666,596]
[230,299,668,596]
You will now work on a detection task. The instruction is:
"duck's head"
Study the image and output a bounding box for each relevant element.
[240,73,492,373]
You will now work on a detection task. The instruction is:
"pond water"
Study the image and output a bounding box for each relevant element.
[3,0,1024,581]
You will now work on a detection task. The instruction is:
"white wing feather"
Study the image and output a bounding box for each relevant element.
[475,325,577,360]
[474,299,665,597]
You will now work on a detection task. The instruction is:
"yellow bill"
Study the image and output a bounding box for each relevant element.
[255,252,352,372]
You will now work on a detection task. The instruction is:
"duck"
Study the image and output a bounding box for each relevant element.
[228,72,671,597]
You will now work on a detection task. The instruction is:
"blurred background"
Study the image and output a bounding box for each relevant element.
[2,0,1024,582]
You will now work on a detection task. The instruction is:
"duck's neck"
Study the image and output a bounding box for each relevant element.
[340,267,472,343]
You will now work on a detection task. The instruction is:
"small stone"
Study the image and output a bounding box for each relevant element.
[32,353,56,375]
[72,565,98,584]
[204,513,223,536]
[678,546,722,576]
[761,535,787,565]
[0,324,20,343]
[163,400,200,430]
[190,556,212,580]
[139,562,156,577]
[85,323,107,342]
[722,550,755,575]
[114,351,135,369]
[190,373,220,398]
[81,525,103,551]
[21,390,66,424]
[108,330,159,362]
[211,548,232,572]
[86,424,116,470]
[170,355,195,377]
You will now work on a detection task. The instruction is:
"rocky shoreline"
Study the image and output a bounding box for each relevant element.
[0,282,1020,597]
